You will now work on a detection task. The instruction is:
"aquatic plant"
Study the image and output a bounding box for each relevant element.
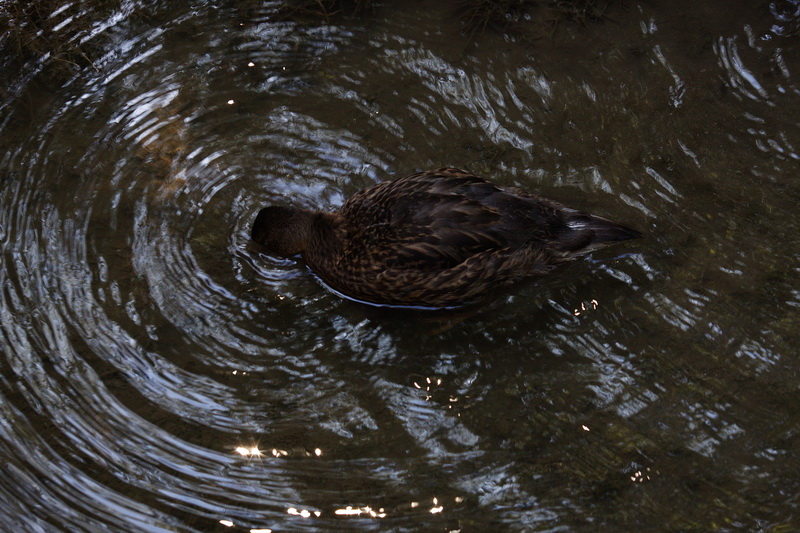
[0,0,111,75]
[274,0,375,22]
[453,0,625,36]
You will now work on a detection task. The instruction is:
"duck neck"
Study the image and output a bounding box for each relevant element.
[306,212,344,259]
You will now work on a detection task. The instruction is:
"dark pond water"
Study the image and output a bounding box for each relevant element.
[2,0,800,531]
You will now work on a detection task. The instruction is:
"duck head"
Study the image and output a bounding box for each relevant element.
[251,205,313,257]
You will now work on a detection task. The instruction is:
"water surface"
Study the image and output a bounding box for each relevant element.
[2,1,800,531]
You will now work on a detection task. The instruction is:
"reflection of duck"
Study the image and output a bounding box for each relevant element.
[252,168,640,308]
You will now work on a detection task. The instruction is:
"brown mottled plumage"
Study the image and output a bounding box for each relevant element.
[251,168,640,308]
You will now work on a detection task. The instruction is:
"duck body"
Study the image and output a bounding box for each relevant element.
[251,168,640,308]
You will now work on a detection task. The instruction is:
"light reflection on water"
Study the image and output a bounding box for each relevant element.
[2,0,800,531]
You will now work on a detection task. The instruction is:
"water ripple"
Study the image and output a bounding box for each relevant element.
[3,0,800,531]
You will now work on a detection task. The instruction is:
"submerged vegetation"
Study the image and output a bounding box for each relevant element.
[0,0,114,78]
[552,0,619,24]
[454,0,536,36]
[0,0,623,84]
[273,0,376,21]
[454,0,624,36]
[274,0,623,35]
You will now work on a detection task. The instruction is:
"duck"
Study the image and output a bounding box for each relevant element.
[251,167,640,308]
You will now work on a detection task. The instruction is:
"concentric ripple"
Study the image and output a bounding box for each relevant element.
[3,0,800,531]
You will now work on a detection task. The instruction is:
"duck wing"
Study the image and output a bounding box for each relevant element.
[340,168,542,271]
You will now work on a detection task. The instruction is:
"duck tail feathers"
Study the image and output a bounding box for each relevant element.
[557,213,641,258]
